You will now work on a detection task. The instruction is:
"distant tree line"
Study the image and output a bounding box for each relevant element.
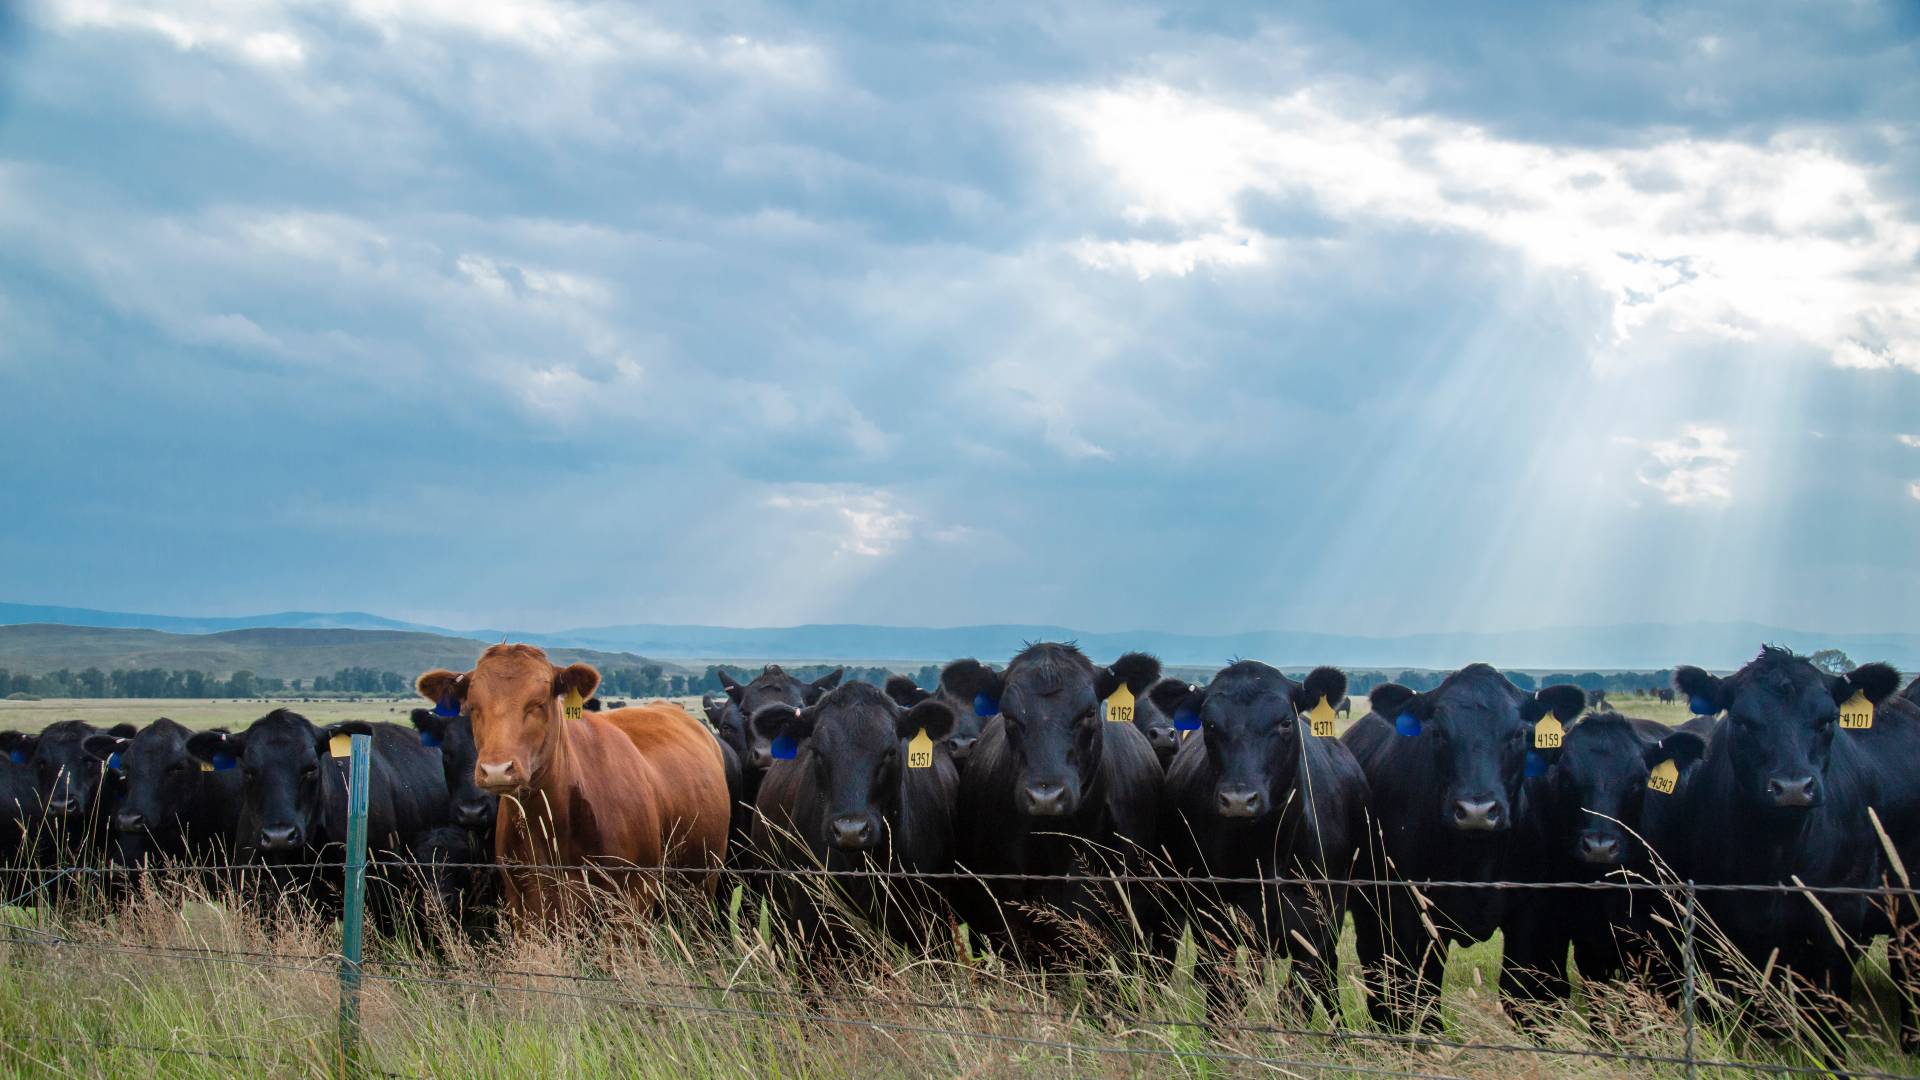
[1,667,285,699]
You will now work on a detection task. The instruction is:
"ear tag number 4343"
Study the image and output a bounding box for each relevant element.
[1648,758,1679,795]
[1105,683,1134,724]
[1306,696,1338,738]
[563,689,585,722]
[907,729,934,769]
[1534,715,1564,749]
[1839,690,1874,730]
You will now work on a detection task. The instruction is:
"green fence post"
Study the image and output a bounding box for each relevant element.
[338,732,371,1076]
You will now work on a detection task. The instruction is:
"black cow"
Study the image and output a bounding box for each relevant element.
[1335,695,1353,718]
[750,682,960,948]
[1159,662,1370,1018]
[0,749,38,895]
[883,659,998,765]
[953,644,1163,969]
[1103,653,1181,768]
[0,720,128,871]
[1656,687,1677,705]
[82,717,242,870]
[1902,675,1919,709]
[404,707,500,934]
[1499,712,1706,1011]
[1662,649,1897,1042]
[717,666,844,774]
[407,708,495,834]
[187,710,449,923]
[703,693,756,855]
[1342,664,1585,1031]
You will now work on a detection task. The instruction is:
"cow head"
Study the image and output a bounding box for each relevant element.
[418,644,596,796]
[1371,665,1584,835]
[1675,647,1901,812]
[187,710,371,857]
[0,720,118,824]
[702,693,749,770]
[85,717,202,844]
[1175,662,1346,820]
[986,643,1136,818]
[717,665,843,771]
[410,708,495,832]
[1533,715,1699,867]
[886,660,1000,765]
[754,682,954,852]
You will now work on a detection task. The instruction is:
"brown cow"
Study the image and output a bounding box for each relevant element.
[417,644,728,921]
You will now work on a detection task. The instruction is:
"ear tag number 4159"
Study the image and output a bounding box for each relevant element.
[1306,696,1338,738]
[1839,690,1874,730]
[563,689,585,722]
[1105,683,1134,724]
[907,729,934,769]
[1534,715,1564,749]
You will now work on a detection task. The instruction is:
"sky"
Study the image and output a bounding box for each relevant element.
[0,0,1916,637]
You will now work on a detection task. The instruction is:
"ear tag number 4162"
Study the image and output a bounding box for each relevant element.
[563,689,585,722]
[1839,690,1874,730]
[1105,683,1134,724]
[1534,715,1564,749]
[907,729,933,769]
[1306,696,1338,738]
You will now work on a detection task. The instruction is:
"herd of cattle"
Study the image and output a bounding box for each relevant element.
[4,641,1920,1045]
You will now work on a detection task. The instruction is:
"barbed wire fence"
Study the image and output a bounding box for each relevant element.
[0,739,1915,1076]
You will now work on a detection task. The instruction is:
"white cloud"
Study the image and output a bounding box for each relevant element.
[764,486,915,558]
[1624,424,1741,506]
[1047,84,1920,371]
[1898,434,1920,449]
[42,0,308,67]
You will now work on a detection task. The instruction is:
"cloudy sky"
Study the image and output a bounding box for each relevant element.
[0,1,1916,637]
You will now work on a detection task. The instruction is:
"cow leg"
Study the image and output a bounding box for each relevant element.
[1499,905,1571,1025]
[1889,915,1920,1052]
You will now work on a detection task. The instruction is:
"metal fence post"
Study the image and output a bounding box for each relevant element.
[1681,879,1698,1080]
[338,732,371,1076]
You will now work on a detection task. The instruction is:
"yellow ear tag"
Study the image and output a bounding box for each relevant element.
[1534,715,1565,749]
[328,733,352,759]
[1648,758,1679,795]
[199,761,213,773]
[907,729,934,769]
[563,689,585,722]
[1306,696,1338,738]
[1105,683,1135,725]
[1839,690,1874,730]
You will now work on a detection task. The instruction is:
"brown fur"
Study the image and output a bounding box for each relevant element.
[419,645,728,923]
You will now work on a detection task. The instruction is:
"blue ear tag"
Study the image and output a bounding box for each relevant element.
[107,751,123,771]
[1394,713,1422,737]
[211,752,237,771]
[973,693,998,718]
[8,750,26,765]
[770,734,797,761]
[420,731,443,748]
[1525,750,1547,778]
[433,696,460,719]
[1688,695,1717,716]
[1173,708,1199,732]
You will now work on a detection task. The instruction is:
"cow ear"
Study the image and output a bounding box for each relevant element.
[1646,730,1707,773]
[410,708,450,744]
[552,663,600,701]
[898,700,956,742]
[1673,666,1726,715]
[1525,684,1586,724]
[1146,678,1195,719]
[1109,652,1162,695]
[750,703,814,744]
[186,730,242,769]
[806,668,844,702]
[1368,683,1421,719]
[1838,662,1902,706]
[1166,685,1206,731]
[417,668,469,711]
[316,720,374,754]
[700,693,729,725]
[939,660,1002,715]
[716,669,746,703]
[1094,665,1127,701]
[1295,667,1348,714]
[108,723,140,738]
[0,731,36,762]
[83,734,130,762]
[583,697,603,712]
[884,675,930,707]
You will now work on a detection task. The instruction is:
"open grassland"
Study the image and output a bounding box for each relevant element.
[0,867,1915,1078]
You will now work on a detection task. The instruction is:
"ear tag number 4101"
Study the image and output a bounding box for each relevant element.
[1839,691,1874,730]
[1105,683,1134,724]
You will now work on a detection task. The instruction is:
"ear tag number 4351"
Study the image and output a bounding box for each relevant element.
[1534,715,1564,749]
[1839,690,1874,730]
[1306,696,1338,738]
[1105,683,1134,724]
[563,689,585,722]
[907,729,934,769]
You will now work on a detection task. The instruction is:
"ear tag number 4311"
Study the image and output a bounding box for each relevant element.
[563,689,585,722]
[1534,715,1564,749]
[1105,683,1134,724]
[1306,696,1338,738]
[1839,690,1874,730]
[907,729,934,769]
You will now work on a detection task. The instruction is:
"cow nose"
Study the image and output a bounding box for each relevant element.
[454,798,495,828]
[45,795,78,816]
[1023,782,1070,817]
[257,824,301,851]
[475,761,520,792]
[1767,775,1818,807]
[1216,786,1266,818]
[1452,798,1503,831]
[1149,728,1178,750]
[749,746,773,770]
[1577,833,1621,865]
[830,816,875,850]
[946,735,977,760]
[114,809,146,832]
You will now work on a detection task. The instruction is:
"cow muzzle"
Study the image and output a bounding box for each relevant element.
[1450,797,1505,832]
[1021,781,1074,817]
[1215,785,1267,819]
[454,797,496,828]
[257,824,302,852]
[114,809,147,833]
[946,735,978,762]
[475,760,524,793]
[1766,775,1818,808]
[830,815,876,851]
[1576,832,1621,865]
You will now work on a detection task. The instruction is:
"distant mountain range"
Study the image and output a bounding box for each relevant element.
[2,602,1913,672]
